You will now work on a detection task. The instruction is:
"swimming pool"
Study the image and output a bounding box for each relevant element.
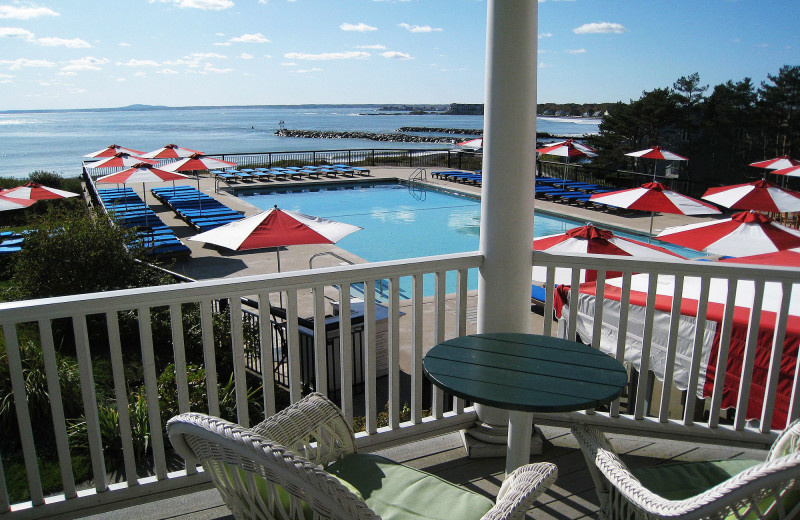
[237,181,699,298]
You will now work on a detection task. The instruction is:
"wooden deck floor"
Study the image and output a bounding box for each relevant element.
[80,424,768,520]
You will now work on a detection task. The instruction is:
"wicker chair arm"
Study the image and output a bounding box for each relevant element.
[768,418,800,460]
[481,463,558,520]
[572,423,800,520]
[251,392,357,466]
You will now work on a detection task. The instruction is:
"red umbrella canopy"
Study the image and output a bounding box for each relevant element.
[536,139,597,158]
[85,153,158,169]
[770,164,800,178]
[0,194,36,211]
[750,155,800,170]
[589,182,721,215]
[0,182,79,201]
[625,146,688,161]
[159,153,236,172]
[719,247,800,268]
[532,223,684,284]
[96,163,190,184]
[457,138,483,150]
[188,206,362,251]
[702,179,800,213]
[656,210,800,256]
[84,144,145,158]
[141,144,204,159]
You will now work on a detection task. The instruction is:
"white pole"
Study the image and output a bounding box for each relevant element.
[475,0,538,474]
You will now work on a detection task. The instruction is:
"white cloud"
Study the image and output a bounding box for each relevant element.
[0,5,58,19]
[0,57,55,69]
[565,48,586,54]
[754,42,769,48]
[147,0,234,10]
[573,22,627,34]
[340,22,377,32]
[191,52,226,59]
[203,63,233,73]
[119,42,131,47]
[240,52,253,59]
[116,77,126,82]
[157,68,179,74]
[61,56,110,72]
[356,44,386,49]
[538,32,552,39]
[281,62,296,66]
[66,87,86,94]
[398,23,442,33]
[295,67,323,74]
[133,71,146,76]
[381,50,413,60]
[213,42,231,46]
[57,71,76,76]
[229,32,270,43]
[284,51,369,60]
[0,26,33,38]
[119,58,160,67]
[36,37,91,48]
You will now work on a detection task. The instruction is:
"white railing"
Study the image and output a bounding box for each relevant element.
[1,250,798,518]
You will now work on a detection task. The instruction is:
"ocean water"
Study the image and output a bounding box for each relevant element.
[0,105,599,179]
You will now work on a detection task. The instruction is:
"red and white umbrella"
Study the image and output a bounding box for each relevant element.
[189,205,362,272]
[701,180,800,213]
[590,181,721,238]
[85,153,158,169]
[0,182,79,201]
[457,138,483,150]
[159,153,236,173]
[750,155,800,171]
[719,247,800,268]
[656,210,800,256]
[771,164,800,178]
[0,195,36,211]
[536,139,597,158]
[625,146,688,161]
[96,163,190,185]
[532,223,685,284]
[84,144,145,158]
[141,144,204,160]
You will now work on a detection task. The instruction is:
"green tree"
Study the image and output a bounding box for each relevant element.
[701,78,758,180]
[757,65,800,158]
[6,207,172,300]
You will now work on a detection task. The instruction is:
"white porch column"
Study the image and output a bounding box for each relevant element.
[464,0,539,459]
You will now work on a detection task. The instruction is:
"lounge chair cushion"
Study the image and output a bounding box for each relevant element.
[632,458,800,519]
[327,453,495,520]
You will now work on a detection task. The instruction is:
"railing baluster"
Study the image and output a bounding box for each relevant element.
[432,271,446,419]
[709,278,738,428]
[106,311,139,484]
[611,272,633,418]
[38,318,76,497]
[200,299,220,417]
[3,323,44,505]
[684,276,711,426]
[229,297,249,427]
[312,286,328,398]
[0,445,8,513]
[257,293,276,417]
[412,273,424,424]
[364,280,378,434]
[169,304,195,474]
[542,267,556,337]
[138,307,167,480]
[455,269,467,413]
[388,276,401,429]
[634,273,659,420]
[761,281,792,431]
[566,269,581,341]
[337,285,354,424]
[733,280,766,431]
[286,289,303,404]
[660,275,685,423]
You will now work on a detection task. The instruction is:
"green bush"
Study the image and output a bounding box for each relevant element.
[4,454,92,504]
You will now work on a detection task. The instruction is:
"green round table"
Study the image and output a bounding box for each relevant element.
[423,332,627,473]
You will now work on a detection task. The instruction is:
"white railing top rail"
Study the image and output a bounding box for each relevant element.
[0,251,482,322]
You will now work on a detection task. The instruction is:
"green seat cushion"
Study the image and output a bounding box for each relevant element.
[631,459,761,500]
[328,453,495,520]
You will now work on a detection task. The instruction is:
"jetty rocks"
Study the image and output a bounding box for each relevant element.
[275,129,461,144]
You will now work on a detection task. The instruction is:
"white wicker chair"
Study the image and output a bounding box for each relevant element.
[167,392,557,520]
[572,421,800,520]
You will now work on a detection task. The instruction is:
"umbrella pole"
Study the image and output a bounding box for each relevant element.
[648,211,654,243]
[142,182,149,227]
[276,248,283,308]
[197,172,202,215]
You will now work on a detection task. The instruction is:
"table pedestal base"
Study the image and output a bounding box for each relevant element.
[459,421,543,459]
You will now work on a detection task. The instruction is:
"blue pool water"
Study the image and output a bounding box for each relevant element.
[237,181,700,298]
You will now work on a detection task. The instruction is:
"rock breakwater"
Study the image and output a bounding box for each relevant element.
[275,129,460,144]
[397,127,483,135]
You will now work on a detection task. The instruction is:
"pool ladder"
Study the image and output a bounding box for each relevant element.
[408,167,427,201]
[309,251,399,302]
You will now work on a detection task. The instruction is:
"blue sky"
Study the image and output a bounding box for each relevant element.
[0,0,797,111]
